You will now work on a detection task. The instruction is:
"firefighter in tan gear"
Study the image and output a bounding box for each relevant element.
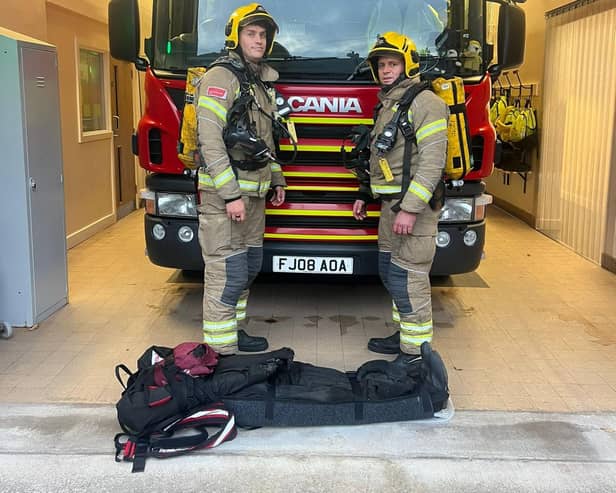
[196,4,286,354]
[353,32,448,361]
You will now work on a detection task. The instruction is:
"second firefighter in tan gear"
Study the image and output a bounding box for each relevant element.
[196,3,286,354]
[353,32,448,356]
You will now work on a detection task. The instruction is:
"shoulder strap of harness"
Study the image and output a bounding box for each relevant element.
[391,81,431,213]
[209,56,251,98]
[372,101,383,123]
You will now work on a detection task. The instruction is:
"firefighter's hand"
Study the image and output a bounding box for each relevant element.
[270,186,285,206]
[353,200,367,221]
[393,210,417,235]
[226,198,245,222]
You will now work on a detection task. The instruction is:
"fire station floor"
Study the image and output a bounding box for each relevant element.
[1,206,616,413]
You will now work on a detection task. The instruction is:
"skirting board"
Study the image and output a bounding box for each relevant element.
[66,213,115,249]
[491,197,536,228]
[602,253,616,274]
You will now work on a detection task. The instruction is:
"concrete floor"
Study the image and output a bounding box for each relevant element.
[1,206,616,412]
[2,403,615,492]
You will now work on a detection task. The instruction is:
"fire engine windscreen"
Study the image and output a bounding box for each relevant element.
[151,0,488,79]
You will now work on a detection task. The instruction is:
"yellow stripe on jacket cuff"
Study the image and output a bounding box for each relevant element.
[408,180,432,203]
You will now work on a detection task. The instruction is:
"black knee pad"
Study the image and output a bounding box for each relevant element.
[388,262,412,313]
[221,253,248,306]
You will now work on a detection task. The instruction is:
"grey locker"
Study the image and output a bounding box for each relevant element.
[0,29,68,327]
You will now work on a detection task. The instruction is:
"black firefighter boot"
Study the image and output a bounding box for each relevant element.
[391,341,431,371]
[237,329,269,352]
[367,331,400,354]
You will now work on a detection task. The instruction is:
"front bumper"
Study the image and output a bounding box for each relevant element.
[432,220,486,275]
[144,215,203,270]
[144,214,486,276]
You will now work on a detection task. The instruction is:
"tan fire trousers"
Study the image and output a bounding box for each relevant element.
[198,192,265,354]
[377,202,439,355]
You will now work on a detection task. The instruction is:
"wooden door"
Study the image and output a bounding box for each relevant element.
[110,59,136,219]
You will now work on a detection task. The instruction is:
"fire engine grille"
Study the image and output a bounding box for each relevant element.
[277,150,350,164]
[265,216,378,229]
[291,125,354,140]
[283,190,357,204]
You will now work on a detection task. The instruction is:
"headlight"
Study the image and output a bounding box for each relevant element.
[157,193,197,217]
[436,231,451,248]
[152,223,166,240]
[178,226,194,243]
[464,229,478,246]
[439,198,473,222]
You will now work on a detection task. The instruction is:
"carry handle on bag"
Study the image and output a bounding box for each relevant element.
[114,403,237,473]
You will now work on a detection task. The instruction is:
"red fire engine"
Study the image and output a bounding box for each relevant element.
[109,0,525,276]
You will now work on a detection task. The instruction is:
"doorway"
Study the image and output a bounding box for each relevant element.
[110,59,136,220]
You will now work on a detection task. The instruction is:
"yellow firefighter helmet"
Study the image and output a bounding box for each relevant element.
[224,3,279,56]
[367,31,420,81]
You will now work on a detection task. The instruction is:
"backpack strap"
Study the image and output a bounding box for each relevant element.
[372,101,383,123]
[114,364,133,390]
[390,81,431,213]
[115,404,237,473]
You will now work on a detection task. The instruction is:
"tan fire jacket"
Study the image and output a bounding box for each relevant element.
[369,77,448,214]
[196,51,286,200]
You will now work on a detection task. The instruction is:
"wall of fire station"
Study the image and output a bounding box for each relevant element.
[486,0,616,272]
[0,1,48,40]
[0,1,115,247]
[47,4,115,246]
[483,0,566,225]
[484,0,605,223]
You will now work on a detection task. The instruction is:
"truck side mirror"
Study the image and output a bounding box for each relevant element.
[487,63,502,81]
[109,0,146,68]
[498,2,526,71]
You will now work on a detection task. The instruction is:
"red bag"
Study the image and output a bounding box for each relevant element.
[148,342,218,386]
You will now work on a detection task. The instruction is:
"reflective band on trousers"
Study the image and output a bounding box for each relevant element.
[203,318,238,345]
[416,118,447,143]
[392,301,400,323]
[400,320,433,345]
[401,332,432,346]
[198,96,227,123]
[236,297,247,322]
[371,184,402,194]
[408,180,432,204]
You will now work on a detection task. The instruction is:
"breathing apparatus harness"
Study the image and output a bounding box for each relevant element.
[342,80,444,211]
[212,56,296,171]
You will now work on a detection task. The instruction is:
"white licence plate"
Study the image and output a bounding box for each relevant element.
[273,256,354,274]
